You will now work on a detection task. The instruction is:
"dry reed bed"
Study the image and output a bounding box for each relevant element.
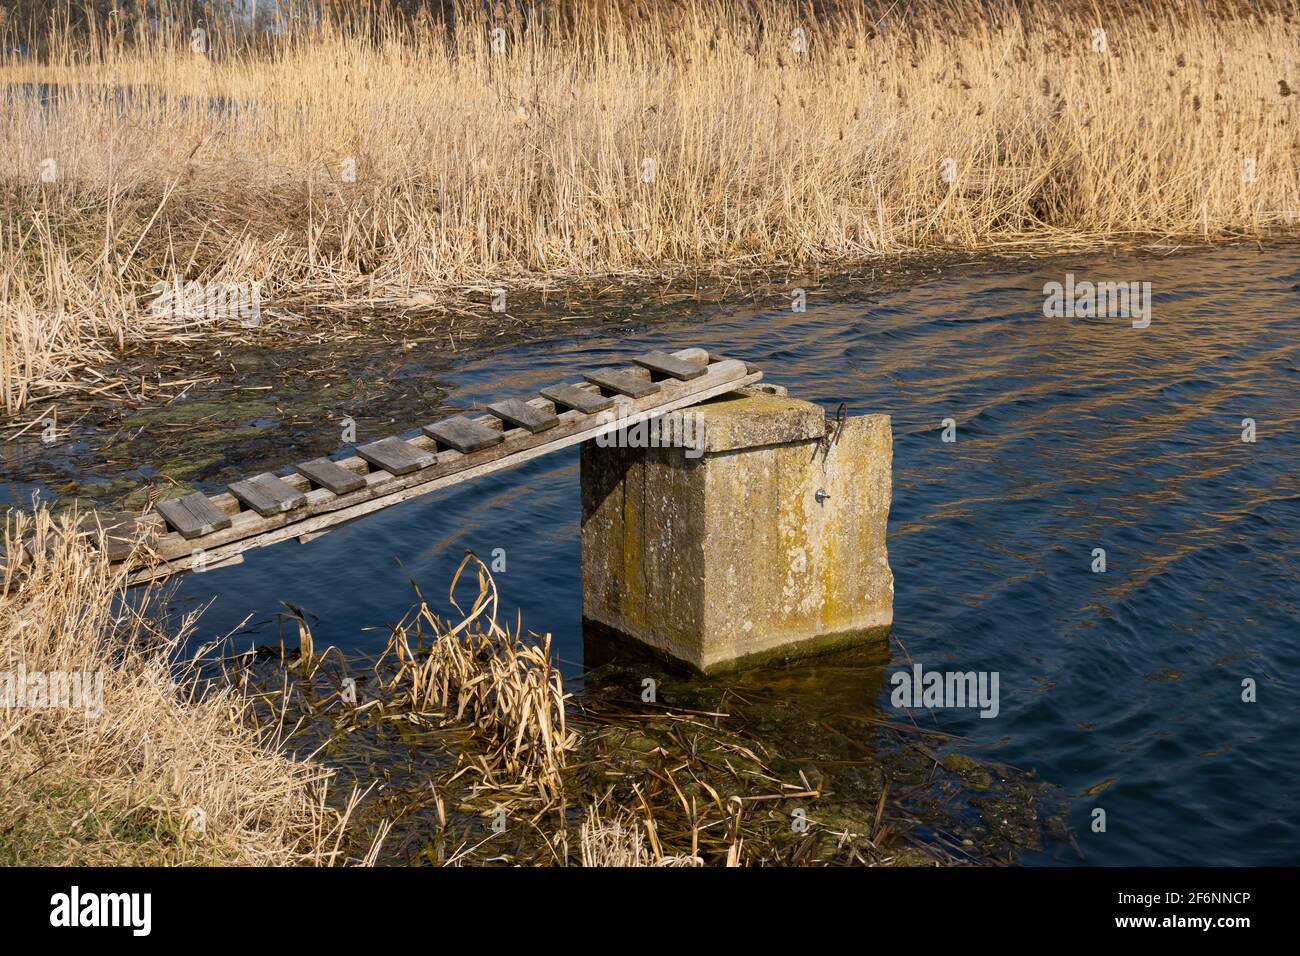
[0,0,1296,413]
[0,508,366,865]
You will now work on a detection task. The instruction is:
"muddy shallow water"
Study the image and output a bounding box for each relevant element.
[5,243,1298,865]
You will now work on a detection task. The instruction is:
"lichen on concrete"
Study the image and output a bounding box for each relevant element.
[581,391,893,673]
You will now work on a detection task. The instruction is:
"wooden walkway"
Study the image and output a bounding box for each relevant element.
[68,347,760,584]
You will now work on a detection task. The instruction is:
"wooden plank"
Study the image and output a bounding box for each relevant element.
[113,352,739,569]
[488,398,559,434]
[539,382,614,415]
[85,512,157,561]
[356,436,437,476]
[103,348,726,576]
[124,347,714,542]
[229,473,308,517]
[156,492,233,540]
[634,350,707,381]
[122,359,759,580]
[584,368,660,399]
[99,515,144,561]
[423,415,505,453]
[295,457,366,494]
[128,366,761,584]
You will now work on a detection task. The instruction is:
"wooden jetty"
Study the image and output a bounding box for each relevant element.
[63,348,760,584]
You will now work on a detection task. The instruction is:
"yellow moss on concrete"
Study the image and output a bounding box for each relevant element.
[581,394,892,673]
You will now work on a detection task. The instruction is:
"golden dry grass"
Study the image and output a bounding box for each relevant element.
[0,517,740,866]
[0,507,365,865]
[0,0,1296,413]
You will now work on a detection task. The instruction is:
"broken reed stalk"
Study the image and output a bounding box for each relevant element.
[381,551,576,800]
[1,0,1296,413]
[580,802,653,867]
[578,800,707,867]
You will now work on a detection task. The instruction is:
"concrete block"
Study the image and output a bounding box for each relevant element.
[581,392,892,673]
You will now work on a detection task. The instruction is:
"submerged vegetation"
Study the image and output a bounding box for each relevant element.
[1,519,1061,866]
[1,0,1297,413]
[229,548,1067,866]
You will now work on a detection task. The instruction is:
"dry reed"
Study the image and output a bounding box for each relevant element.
[0,507,365,865]
[381,551,576,800]
[0,0,1295,412]
[579,801,705,867]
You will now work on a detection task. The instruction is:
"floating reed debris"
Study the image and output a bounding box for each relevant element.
[580,803,656,867]
[0,509,1060,866]
[225,551,1007,866]
[579,801,705,867]
[2,516,1057,867]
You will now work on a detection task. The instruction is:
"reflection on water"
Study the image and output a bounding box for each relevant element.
[11,243,1300,864]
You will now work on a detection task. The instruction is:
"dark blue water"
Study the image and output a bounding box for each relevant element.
[168,244,1300,865]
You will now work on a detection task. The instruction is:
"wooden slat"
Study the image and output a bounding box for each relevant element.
[356,436,437,476]
[112,351,758,581]
[157,492,233,540]
[126,361,760,582]
[634,350,707,381]
[109,347,706,543]
[423,415,505,453]
[488,398,559,434]
[229,473,308,517]
[295,458,366,494]
[85,512,157,561]
[584,368,660,398]
[539,382,614,415]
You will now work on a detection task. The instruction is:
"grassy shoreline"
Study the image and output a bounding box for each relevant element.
[2,0,1297,414]
[0,508,366,865]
